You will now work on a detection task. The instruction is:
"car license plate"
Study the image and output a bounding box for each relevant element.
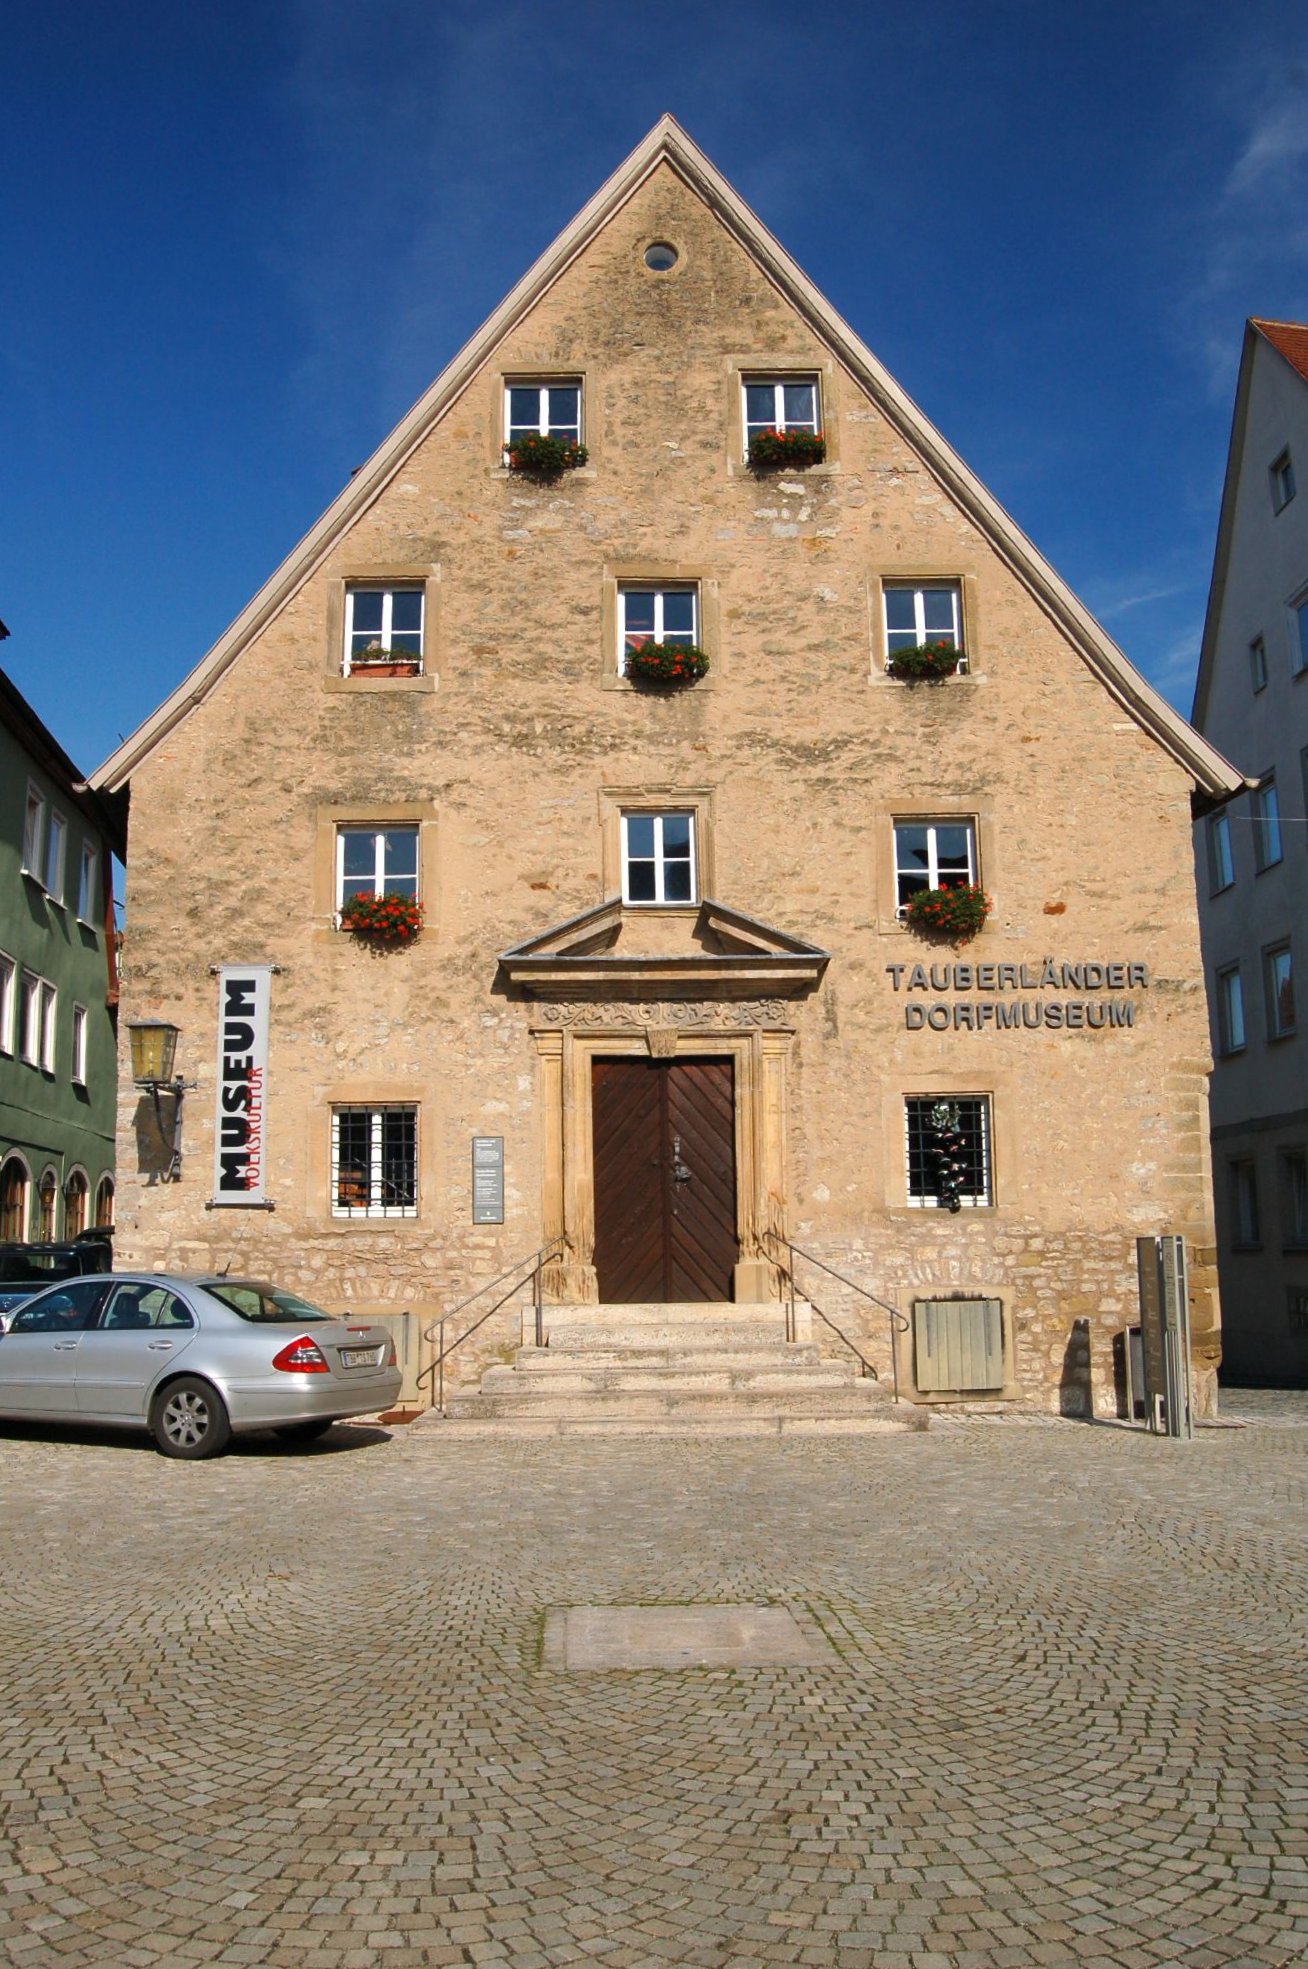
[340,1347,378,1368]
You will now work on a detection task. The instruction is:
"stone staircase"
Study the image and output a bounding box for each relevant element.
[409,1301,927,1439]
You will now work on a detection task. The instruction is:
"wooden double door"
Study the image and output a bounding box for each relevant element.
[592,1057,739,1302]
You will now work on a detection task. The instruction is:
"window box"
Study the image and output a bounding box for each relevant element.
[625,642,710,687]
[747,428,826,470]
[505,432,588,474]
[903,884,990,943]
[618,585,705,684]
[884,582,966,674]
[742,379,822,468]
[887,642,965,682]
[347,644,422,678]
[339,894,424,946]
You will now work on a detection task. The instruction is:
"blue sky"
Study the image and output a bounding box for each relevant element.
[3,0,1307,784]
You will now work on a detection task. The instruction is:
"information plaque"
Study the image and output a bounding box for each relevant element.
[471,1136,505,1223]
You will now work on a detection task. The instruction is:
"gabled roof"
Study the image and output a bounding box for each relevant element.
[1192,318,1308,733]
[499,897,829,997]
[1,663,126,860]
[91,115,1242,801]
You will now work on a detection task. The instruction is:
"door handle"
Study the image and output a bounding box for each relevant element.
[671,1132,691,1182]
[146,1341,174,1351]
[53,1340,79,1351]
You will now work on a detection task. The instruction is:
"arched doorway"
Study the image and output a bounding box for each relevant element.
[1,1156,30,1240]
[64,1168,89,1238]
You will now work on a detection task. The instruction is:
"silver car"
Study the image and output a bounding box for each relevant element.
[0,1274,402,1458]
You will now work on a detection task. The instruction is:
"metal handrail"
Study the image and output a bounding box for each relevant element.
[765,1233,910,1403]
[418,1239,565,1413]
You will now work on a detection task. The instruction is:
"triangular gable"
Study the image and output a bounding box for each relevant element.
[1192,318,1308,736]
[499,897,829,997]
[91,114,1243,801]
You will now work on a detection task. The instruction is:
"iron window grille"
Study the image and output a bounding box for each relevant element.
[331,1106,418,1218]
[905,1096,993,1209]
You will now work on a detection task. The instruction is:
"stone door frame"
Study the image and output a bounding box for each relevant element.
[531,1008,793,1303]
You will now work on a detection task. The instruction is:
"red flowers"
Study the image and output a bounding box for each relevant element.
[504,434,588,473]
[903,884,990,943]
[624,641,710,686]
[339,893,424,947]
[887,642,964,681]
[748,427,827,469]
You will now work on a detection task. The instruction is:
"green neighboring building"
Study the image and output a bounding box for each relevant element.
[1,645,125,1241]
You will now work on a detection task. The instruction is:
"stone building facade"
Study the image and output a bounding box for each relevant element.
[92,120,1240,1415]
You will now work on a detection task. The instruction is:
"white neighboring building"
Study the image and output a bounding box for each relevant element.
[1193,319,1308,1385]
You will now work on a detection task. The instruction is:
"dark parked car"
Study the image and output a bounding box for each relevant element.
[0,1240,112,1330]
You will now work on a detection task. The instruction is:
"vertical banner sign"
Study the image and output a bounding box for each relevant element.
[212,965,271,1205]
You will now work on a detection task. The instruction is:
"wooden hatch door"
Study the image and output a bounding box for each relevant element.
[592,1057,739,1302]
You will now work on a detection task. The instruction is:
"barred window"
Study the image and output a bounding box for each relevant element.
[905,1096,992,1209]
[331,1106,417,1218]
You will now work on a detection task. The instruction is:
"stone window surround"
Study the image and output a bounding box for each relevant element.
[872,797,995,935]
[323,565,440,693]
[531,1019,792,1307]
[596,786,715,905]
[493,369,597,474]
[877,1067,1017,1218]
[730,361,835,471]
[600,566,719,692]
[868,571,983,683]
[312,799,440,939]
[307,1081,435,1232]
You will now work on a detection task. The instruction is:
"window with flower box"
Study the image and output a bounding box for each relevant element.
[893,820,977,916]
[741,378,823,466]
[883,581,967,672]
[618,584,698,676]
[504,381,582,446]
[335,825,419,917]
[343,585,424,674]
[905,1096,993,1209]
[331,1105,417,1218]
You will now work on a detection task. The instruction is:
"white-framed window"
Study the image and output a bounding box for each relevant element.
[905,1096,993,1209]
[1271,449,1296,512]
[1250,635,1268,692]
[1217,964,1246,1055]
[1293,593,1308,678]
[343,585,424,671]
[1252,778,1282,871]
[77,842,98,923]
[1264,942,1295,1040]
[331,1105,418,1218]
[71,1003,88,1085]
[504,380,582,444]
[894,820,977,913]
[742,377,820,443]
[1280,1150,1308,1248]
[63,1167,89,1238]
[21,784,45,876]
[44,810,67,903]
[335,825,420,913]
[1207,811,1235,893]
[0,952,14,1056]
[39,981,56,1072]
[883,582,966,669]
[1,1155,30,1240]
[618,584,698,674]
[21,974,56,1072]
[621,812,696,905]
[1231,1159,1260,1248]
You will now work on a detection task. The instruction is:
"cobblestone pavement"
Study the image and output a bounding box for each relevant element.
[2,1396,1307,1969]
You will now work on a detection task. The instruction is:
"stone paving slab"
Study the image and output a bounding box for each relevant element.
[0,1393,1306,1967]
[542,1604,837,1671]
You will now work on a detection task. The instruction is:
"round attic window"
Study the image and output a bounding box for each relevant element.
[643,241,678,272]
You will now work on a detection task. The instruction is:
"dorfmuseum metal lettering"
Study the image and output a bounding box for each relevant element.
[886,957,1149,1033]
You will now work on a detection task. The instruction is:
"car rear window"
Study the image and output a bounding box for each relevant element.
[203,1281,334,1324]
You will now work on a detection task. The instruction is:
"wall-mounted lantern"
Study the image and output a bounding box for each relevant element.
[127,1021,191,1180]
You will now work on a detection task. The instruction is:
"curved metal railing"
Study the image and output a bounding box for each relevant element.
[765,1232,910,1402]
[418,1239,565,1413]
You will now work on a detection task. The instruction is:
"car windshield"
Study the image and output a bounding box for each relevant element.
[203,1281,334,1324]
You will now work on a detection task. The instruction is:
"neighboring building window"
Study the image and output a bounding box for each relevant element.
[94,1174,115,1229]
[1217,964,1246,1054]
[742,377,819,444]
[1250,635,1268,692]
[19,971,41,1067]
[1288,1286,1308,1332]
[44,810,67,902]
[343,585,424,670]
[36,1168,58,1241]
[21,784,45,876]
[71,1003,88,1085]
[77,843,98,922]
[905,1096,993,1209]
[1294,594,1308,678]
[64,1169,89,1238]
[1207,811,1235,893]
[504,381,582,444]
[621,812,696,904]
[0,952,14,1056]
[1280,1150,1308,1248]
[1252,778,1282,870]
[0,1156,28,1240]
[1231,1159,1260,1248]
[331,1105,418,1217]
[894,820,977,913]
[1271,449,1296,512]
[618,584,698,675]
[336,825,420,912]
[1264,943,1296,1039]
[883,582,966,670]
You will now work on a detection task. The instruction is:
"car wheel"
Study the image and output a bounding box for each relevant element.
[273,1419,336,1444]
[150,1377,232,1459]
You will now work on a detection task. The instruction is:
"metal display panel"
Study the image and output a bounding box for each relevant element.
[1135,1235,1193,1439]
[471,1136,505,1224]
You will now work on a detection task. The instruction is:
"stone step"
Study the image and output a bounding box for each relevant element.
[543,1320,791,1351]
[411,1411,926,1440]
[507,1341,827,1372]
[478,1361,860,1395]
[441,1383,898,1422]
